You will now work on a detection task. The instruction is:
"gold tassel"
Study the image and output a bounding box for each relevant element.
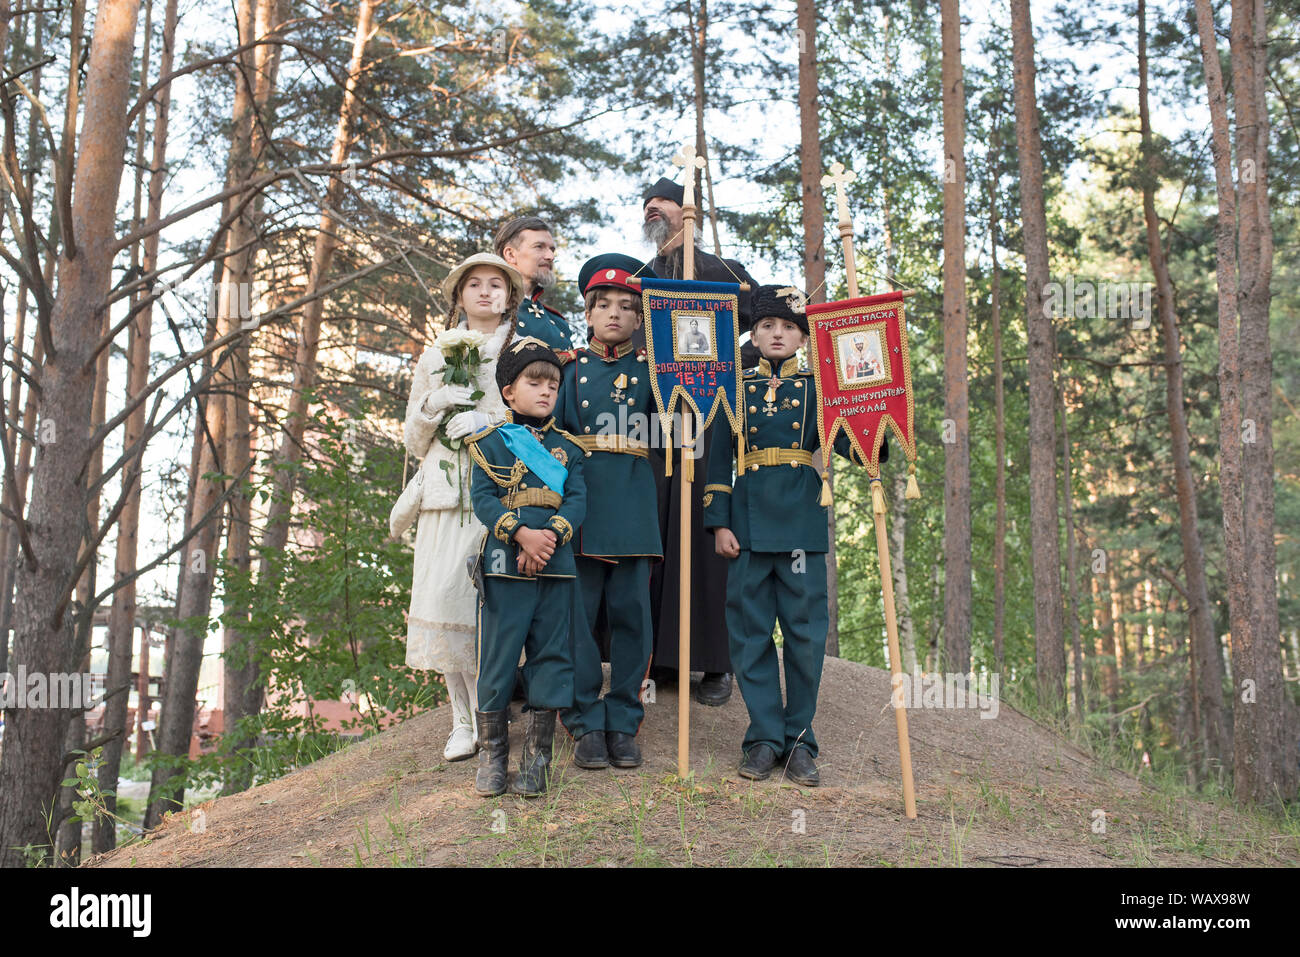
[666,451,672,477]
[905,461,920,500]
[871,479,885,515]
[683,441,695,482]
[820,470,833,507]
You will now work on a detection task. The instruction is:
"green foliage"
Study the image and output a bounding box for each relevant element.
[139,397,444,794]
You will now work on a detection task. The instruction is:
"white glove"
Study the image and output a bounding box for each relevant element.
[445,410,489,439]
[424,383,474,415]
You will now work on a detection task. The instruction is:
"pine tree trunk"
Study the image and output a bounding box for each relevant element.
[1137,0,1226,773]
[144,0,267,825]
[1059,379,1084,723]
[990,155,1007,675]
[940,0,971,676]
[95,0,177,853]
[1091,560,1118,707]
[1010,0,1065,712]
[0,0,142,867]
[795,0,838,657]
[1229,0,1292,804]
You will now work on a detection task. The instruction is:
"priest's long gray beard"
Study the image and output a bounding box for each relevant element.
[642,217,671,250]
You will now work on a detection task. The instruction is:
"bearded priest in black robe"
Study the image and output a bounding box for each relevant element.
[634,177,760,707]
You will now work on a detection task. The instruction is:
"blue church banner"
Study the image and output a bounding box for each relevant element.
[640,277,743,444]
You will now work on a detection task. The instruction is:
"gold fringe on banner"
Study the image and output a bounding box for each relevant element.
[905,461,920,499]
[682,440,695,482]
[820,469,833,507]
[871,479,885,515]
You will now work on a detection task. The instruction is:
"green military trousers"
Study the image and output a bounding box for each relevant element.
[725,549,829,758]
[477,575,576,713]
[562,556,654,737]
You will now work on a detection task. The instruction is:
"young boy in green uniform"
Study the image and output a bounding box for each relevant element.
[555,254,662,770]
[703,286,884,786]
[466,337,588,797]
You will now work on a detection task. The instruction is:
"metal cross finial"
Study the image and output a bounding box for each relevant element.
[821,160,857,228]
[672,142,707,208]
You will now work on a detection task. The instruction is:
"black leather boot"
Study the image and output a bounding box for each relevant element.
[474,709,509,797]
[510,709,556,797]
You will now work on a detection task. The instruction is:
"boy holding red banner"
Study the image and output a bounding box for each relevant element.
[703,285,883,785]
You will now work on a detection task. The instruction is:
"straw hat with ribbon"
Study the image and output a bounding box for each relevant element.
[441,252,526,309]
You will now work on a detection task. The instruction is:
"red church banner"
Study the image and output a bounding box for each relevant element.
[806,290,918,482]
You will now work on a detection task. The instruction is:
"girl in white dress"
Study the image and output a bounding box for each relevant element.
[402,253,525,760]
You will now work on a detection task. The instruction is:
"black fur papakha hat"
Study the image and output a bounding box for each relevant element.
[751,284,810,335]
[642,176,684,207]
[495,336,562,392]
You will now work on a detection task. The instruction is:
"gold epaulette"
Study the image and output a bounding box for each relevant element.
[555,349,577,365]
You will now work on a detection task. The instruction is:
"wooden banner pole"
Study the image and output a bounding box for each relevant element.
[822,160,918,819]
[672,143,705,779]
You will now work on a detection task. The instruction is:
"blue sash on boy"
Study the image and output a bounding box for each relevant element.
[466,411,587,713]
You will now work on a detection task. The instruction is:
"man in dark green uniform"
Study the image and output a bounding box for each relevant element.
[467,337,588,797]
[703,286,884,786]
[556,254,662,770]
[495,216,573,349]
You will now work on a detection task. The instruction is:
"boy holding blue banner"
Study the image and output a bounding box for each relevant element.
[466,337,588,797]
[556,254,662,771]
[703,285,883,786]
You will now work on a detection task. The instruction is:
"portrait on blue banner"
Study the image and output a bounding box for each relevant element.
[640,277,743,438]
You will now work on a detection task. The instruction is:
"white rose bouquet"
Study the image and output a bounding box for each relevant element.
[434,327,488,451]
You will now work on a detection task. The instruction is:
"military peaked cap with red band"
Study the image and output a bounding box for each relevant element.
[577,253,656,296]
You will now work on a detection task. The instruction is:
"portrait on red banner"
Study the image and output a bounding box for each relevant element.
[806,291,918,482]
[834,324,889,387]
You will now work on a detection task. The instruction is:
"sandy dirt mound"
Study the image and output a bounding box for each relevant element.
[88,656,1297,867]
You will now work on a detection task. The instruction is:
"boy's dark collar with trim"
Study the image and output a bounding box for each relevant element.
[755,355,802,378]
[586,336,636,361]
[506,409,554,431]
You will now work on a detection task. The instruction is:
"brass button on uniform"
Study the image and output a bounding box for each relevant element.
[795,381,803,388]
[584,426,592,433]
[631,377,638,384]
[582,400,589,407]
[791,421,799,429]
[792,399,800,407]
[580,357,589,363]
[749,426,758,434]
[748,385,756,393]
[580,376,588,383]
[749,406,756,414]
[628,398,636,406]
